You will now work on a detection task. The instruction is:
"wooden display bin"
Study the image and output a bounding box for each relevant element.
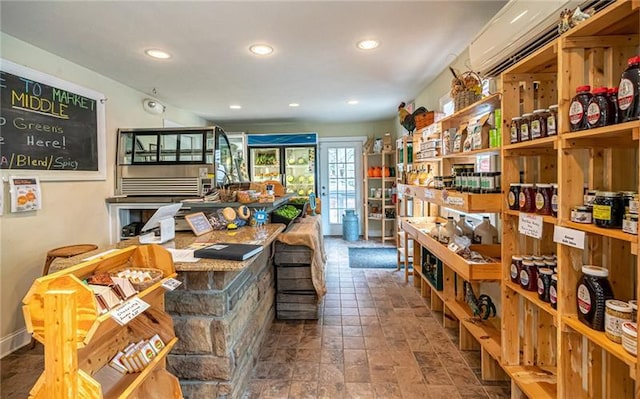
[22,245,182,399]
[274,242,319,320]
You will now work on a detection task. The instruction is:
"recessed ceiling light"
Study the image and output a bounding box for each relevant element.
[347,100,359,105]
[249,44,274,55]
[289,103,300,107]
[229,105,242,109]
[356,39,379,50]
[145,49,171,59]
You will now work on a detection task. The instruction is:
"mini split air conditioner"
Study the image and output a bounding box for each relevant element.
[469,0,583,76]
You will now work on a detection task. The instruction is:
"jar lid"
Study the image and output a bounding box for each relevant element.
[627,56,640,66]
[522,260,535,266]
[521,183,534,187]
[573,206,591,211]
[533,109,547,113]
[551,274,558,281]
[543,255,555,260]
[533,255,544,260]
[536,183,552,188]
[606,299,633,313]
[544,261,556,267]
[511,117,522,120]
[587,190,598,195]
[597,191,622,197]
[512,255,523,260]
[609,87,619,94]
[582,265,609,277]
[549,104,559,110]
[620,191,636,196]
[576,85,591,93]
[522,113,534,117]
[509,183,521,187]
[523,255,534,260]
[628,300,637,310]
[622,321,637,337]
[551,183,558,188]
[539,268,554,275]
[592,87,608,95]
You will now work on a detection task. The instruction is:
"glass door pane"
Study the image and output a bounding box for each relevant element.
[250,148,280,182]
[327,146,357,224]
[284,146,315,195]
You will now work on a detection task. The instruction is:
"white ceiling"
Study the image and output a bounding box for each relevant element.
[0,1,506,124]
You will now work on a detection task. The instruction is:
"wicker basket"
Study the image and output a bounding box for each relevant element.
[111,267,163,292]
[451,70,482,112]
[454,90,482,112]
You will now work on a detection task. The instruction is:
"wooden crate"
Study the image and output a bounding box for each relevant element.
[276,266,314,291]
[274,242,313,266]
[276,292,319,320]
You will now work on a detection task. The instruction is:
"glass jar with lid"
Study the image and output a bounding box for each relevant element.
[530,109,548,139]
[520,113,533,141]
[593,191,624,228]
[535,183,554,215]
[519,183,536,213]
[508,183,521,210]
[577,265,614,331]
[510,117,522,144]
[547,105,558,136]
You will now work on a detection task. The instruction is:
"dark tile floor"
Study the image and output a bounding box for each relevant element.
[0,237,510,399]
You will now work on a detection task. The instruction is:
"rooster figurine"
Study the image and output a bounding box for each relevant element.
[398,102,428,134]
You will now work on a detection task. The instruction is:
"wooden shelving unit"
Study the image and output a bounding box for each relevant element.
[398,184,502,214]
[22,245,182,399]
[363,150,396,243]
[500,2,640,397]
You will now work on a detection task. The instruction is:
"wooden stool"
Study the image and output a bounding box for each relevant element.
[42,244,98,276]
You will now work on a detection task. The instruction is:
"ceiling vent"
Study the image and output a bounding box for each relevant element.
[469,0,612,77]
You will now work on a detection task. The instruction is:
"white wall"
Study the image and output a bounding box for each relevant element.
[219,119,396,139]
[0,33,207,356]
[414,48,471,113]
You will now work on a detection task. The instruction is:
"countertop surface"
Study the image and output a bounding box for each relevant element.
[51,223,286,273]
[105,195,294,209]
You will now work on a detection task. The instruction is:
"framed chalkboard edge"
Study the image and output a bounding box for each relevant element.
[184,212,213,236]
[0,58,107,181]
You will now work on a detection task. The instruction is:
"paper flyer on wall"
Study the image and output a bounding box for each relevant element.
[0,182,4,216]
[9,176,42,212]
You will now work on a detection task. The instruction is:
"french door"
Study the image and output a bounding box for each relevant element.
[318,138,364,236]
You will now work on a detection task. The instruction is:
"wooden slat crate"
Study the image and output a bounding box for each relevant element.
[276,292,319,320]
[274,242,313,266]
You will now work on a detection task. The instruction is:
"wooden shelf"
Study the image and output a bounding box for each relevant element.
[367,197,392,201]
[441,147,500,159]
[503,365,557,399]
[502,40,558,75]
[439,93,502,128]
[561,220,637,243]
[444,299,502,362]
[398,184,502,213]
[561,121,639,148]
[504,281,557,321]
[504,210,558,225]
[95,337,179,399]
[402,221,501,281]
[367,151,395,156]
[563,315,637,369]
[502,136,558,152]
[562,0,639,38]
[419,273,444,302]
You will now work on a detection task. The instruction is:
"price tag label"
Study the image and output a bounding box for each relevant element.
[553,226,586,250]
[518,213,543,239]
[110,297,150,326]
[162,278,182,291]
[424,189,435,199]
[444,197,464,206]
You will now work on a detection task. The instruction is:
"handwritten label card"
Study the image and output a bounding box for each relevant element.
[423,189,435,199]
[553,226,586,250]
[518,213,543,239]
[444,197,464,206]
[162,278,183,291]
[110,297,150,326]
[185,212,213,236]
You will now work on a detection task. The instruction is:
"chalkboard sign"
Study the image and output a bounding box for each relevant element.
[0,59,106,180]
[185,212,213,236]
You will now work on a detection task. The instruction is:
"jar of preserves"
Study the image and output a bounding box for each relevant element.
[629,300,638,321]
[480,172,501,194]
[622,191,636,214]
[510,117,522,143]
[520,260,538,292]
[531,109,548,139]
[621,322,637,356]
[607,87,620,125]
[519,183,536,213]
[593,191,624,228]
[520,113,533,141]
[570,85,592,131]
[622,213,638,235]
[577,265,614,331]
[508,183,521,210]
[470,172,481,193]
[535,183,553,215]
[510,255,523,284]
[443,175,454,189]
[544,260,557,274]
[605,300,633,343]
[550,274,558,309]
[547,105,558,136]
[537,268,554,302]
[618,55,640,122]
[587,87,610,128]
[571,206,593,224]
[584,190,598,206]
[551,184,558,217]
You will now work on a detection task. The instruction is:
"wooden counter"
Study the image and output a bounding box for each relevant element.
[50,224,286,398]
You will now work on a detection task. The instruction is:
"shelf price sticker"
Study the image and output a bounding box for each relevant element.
[162,278,182,291]
[518,213,543,239]
[553,226,586,250]
[423,189,435,199]
[111,297,150,326]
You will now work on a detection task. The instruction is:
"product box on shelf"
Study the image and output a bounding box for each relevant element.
[467,114,491,150]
